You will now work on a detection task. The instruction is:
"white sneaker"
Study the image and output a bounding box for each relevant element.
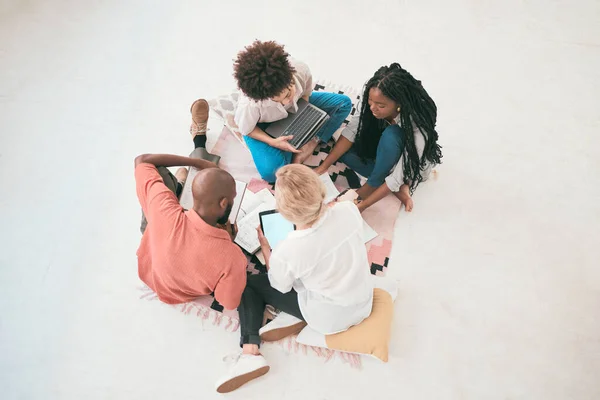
[215,353,270,393]
[259,312,307,342]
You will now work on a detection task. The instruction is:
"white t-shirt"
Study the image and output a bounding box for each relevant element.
[341,106,432,192]
[234,58,313,136]
[268,201,373,335]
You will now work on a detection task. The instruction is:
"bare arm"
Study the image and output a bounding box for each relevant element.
[256,227,272,270]
[134,153,217,170]
[247,125,274,145]
[315,136,353,174]
[248,126,301,154]
[357,182,392,213]
[316,99,360,174]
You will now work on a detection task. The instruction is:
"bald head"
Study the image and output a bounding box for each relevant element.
[191,168,236,224]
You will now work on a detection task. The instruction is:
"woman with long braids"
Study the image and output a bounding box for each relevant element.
[314,63,442,212]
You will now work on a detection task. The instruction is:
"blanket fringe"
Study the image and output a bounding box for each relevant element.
[139,285,363,368]
[181,304,240,332]
[274,335,363,369]
[138,285,159,301]
[138,286,240,332]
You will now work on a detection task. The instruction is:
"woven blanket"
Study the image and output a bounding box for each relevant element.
[139,81,402,366]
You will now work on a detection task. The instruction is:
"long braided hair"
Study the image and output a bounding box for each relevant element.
[354,63,442,193]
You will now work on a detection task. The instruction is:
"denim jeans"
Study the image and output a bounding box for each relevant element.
[238,274,304,346]
[340,124,405,187]
[244,92,352,183]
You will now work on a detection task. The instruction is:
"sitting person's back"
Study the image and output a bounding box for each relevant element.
[134,154,247,310]
[269,200,372,334]
[215,164,374,393]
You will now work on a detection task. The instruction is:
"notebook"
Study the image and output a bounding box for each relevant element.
[234,188,276,253]
[319,173,341,204]
[230,180,248,224]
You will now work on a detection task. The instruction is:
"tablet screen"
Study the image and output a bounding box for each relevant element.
[260,211,295,250]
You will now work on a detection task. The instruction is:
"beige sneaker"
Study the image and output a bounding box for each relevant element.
[215,353,270,393]
[190,99,209,137]
[259,312,307,342]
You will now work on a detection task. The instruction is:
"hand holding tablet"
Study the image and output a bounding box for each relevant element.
[258,210,296,250]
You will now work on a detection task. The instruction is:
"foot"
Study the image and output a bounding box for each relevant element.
[394,184,413,212]
[259,312,307,342]
[190,99,209,138]
[215,353,270,393]
[292,137,320,164]
[174,167,188,184]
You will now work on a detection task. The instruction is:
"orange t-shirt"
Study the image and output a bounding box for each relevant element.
[135,163,247,310]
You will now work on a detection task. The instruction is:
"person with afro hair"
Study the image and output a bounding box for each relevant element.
[231,40,351,182]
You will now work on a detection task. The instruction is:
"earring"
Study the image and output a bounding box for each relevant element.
[396,107,400,112]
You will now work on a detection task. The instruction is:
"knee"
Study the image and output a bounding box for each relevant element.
[258,167,277,183]
[383,124,403,137]
[380,125,404,147]
[258,157,288,183]
[245,138,290,182]
[339,94,352,114]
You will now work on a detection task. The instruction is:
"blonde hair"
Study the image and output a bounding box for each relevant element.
[275,164,326,226]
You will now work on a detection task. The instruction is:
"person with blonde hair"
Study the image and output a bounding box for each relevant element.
[215,164,373,393]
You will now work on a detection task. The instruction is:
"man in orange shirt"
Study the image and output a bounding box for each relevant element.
[134,151,248,310]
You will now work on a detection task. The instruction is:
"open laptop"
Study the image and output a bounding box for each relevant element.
[264,99,329,149]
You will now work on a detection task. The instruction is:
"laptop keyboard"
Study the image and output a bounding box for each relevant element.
[286,106,323,147]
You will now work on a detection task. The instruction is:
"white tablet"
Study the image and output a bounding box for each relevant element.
[258,210,295,250]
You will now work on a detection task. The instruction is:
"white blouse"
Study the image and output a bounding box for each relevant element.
[268,201,373,335]
[234,58,313,136]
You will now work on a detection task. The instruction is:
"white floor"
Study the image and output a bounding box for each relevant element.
[1,1,599,399]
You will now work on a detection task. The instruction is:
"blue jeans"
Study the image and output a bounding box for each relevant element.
[340,124,405,187]
[244,92,352,182]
